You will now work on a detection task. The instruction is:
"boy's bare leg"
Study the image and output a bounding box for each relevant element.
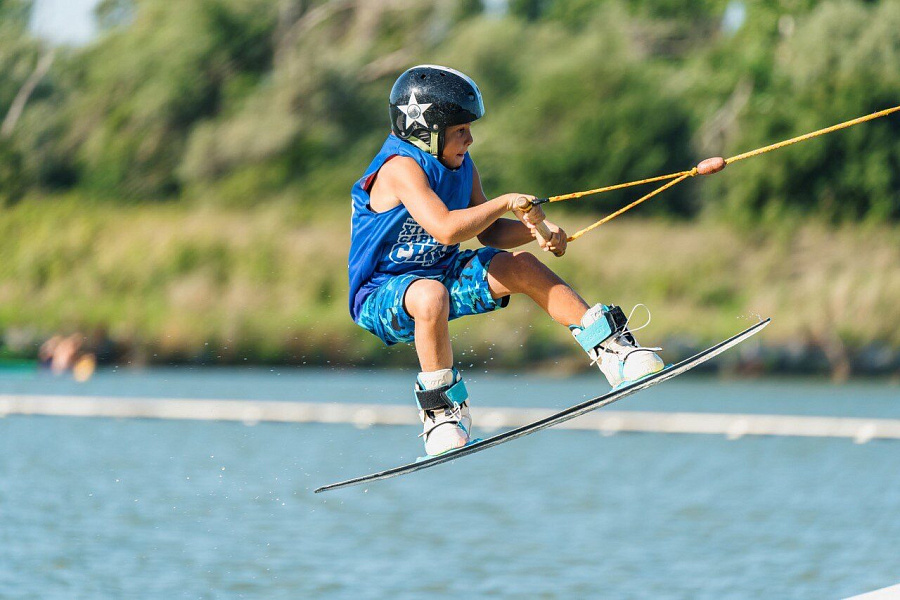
[404,278,470,455]
[488,250,664,387]
[487,251,589,326]
[403,278,454,371]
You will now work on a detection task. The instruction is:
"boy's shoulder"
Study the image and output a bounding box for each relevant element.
[380,153,424,176]
[374,154,429,190]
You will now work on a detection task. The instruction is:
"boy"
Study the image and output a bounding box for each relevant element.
[349,65,664,456]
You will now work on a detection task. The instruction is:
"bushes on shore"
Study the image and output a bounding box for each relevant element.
[2,199,899,377]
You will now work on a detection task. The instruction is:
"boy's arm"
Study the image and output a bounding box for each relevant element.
[472,166,568,256]
[383,156,521,246]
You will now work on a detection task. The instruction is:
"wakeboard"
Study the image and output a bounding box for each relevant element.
[315,318,770,494]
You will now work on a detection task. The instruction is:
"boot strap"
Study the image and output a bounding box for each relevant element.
[573,305,629,352]
[414,369,468,411]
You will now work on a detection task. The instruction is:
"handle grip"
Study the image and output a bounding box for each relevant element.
[514,196,553,243]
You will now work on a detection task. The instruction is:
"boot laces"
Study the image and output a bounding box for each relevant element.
[590,304,661,367]
[418,402,466,439]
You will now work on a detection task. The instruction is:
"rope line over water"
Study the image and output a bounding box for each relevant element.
[535,104,900,242]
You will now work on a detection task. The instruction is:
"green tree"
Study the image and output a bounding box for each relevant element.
[0,0,42,204]
[452,0,483,23]
[178,1,441,204]
[703,0,900,223]
[446,7,696,216]
[4,0,898,224]
[34,0,279,199]
[509,0,549,22]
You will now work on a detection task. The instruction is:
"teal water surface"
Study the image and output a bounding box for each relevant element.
[1,367,899,599]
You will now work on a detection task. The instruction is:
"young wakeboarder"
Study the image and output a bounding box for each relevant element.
[349,65,665,457]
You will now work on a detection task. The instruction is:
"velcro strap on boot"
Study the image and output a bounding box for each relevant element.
[573,305,628,352]
[415,374,468,412]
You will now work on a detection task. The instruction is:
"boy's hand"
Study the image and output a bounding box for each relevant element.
[510,195,550,233]
[531,220,567,256]
[507,194,565,257]
[508,194,543,224]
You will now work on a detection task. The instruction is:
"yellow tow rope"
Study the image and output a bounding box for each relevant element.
[529,104,900,242]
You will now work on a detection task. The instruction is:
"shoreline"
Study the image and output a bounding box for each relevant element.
[4,337,900,380]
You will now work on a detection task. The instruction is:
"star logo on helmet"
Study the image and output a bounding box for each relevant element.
[397,92,432,130]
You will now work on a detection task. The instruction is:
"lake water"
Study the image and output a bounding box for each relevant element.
[1,367,899,599]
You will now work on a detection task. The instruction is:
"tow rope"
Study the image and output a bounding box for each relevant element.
[522,104,900,242]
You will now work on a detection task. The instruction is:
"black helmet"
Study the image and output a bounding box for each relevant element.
[389,65,485,158]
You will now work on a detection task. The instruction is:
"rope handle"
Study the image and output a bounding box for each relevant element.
[514,196,564,256]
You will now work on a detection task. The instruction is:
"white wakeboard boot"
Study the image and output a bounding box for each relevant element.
[415,368,472,456]
[572,303,665,389]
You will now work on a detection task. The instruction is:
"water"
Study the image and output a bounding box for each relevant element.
[1,368,899,599]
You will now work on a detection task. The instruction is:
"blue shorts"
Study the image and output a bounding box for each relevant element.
[356,247,509,345]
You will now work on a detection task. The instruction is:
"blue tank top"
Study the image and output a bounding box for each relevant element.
[348,134,473,321]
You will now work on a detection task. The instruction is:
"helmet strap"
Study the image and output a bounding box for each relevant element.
[406,130,440,157]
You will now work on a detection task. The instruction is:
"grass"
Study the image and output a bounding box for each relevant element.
[1,195,899,375]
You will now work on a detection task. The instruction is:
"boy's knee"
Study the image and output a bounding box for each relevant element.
[404,279,450,321]
[507,251,545,277]
[493,250,538,270]
[488,250,553,293]
[511,250,541,266]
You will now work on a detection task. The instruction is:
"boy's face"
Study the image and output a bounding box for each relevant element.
[439,123,474,169]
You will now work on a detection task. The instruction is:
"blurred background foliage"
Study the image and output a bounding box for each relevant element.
[1,0,896,219]
[1,0,899,373]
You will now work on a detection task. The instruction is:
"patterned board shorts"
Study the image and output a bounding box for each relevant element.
[356,247,510,346]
